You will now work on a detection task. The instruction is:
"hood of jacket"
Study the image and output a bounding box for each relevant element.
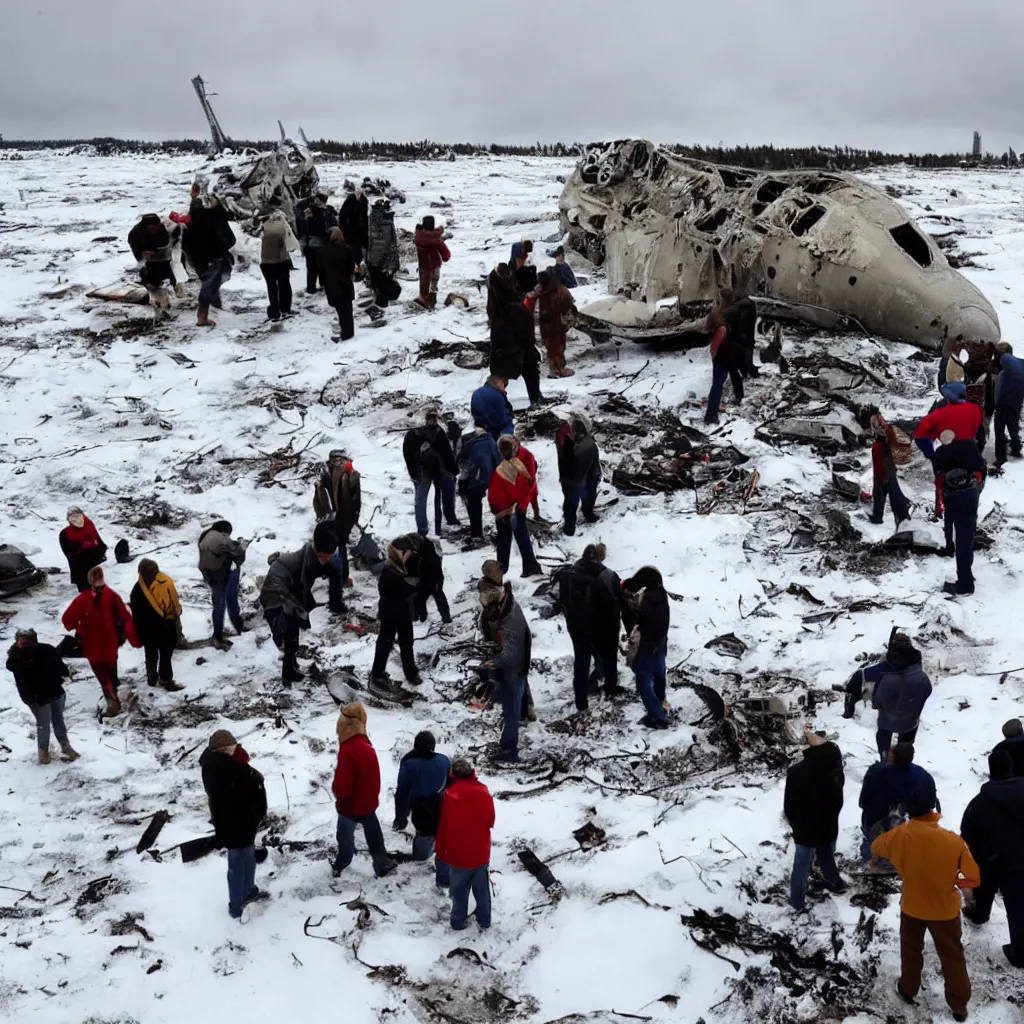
[625,565,663,593]
[886,638,922,670]
[337,702,368,745]
[980,776,1024,819]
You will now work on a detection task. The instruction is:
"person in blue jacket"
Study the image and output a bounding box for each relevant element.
[994,342,1024,467]
[393,731,451,887]
[456,428,501,539]
[549,246,578,289]
[858,741,936,861]
[471,375,515,440]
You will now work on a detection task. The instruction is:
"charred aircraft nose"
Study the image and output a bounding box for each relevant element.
[935,301,1001,346]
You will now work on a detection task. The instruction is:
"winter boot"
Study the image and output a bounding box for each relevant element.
[212,635,233,651]
[60,742,80,761]
[161,679,185,692]
[38,748,51,765]
[103,696,122,718]
[196,302,216,328]
[283,660,304,686]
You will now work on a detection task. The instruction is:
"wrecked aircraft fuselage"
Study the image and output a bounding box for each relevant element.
[559,140,1000,350]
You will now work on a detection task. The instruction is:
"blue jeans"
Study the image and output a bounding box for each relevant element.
[705,365,729,424]
[943,484,979,593]
[414,480,440,535]
[449,864,491,929]
[28,694,68,749]
[204,568,241,638]
[412,833,450,888]
[789,842,842,910]
[327,550,348,610]
[498,673,526,756]
[198,256,232,308]
[872,478,911,524]
[562,463,601,536]
[227,845,257,918]
[333,811,390,877]
[633,648,668,722]
[495,512,537,573]
[264,607,300,670]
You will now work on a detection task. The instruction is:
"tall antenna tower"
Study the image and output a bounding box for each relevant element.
[191,76,230,154]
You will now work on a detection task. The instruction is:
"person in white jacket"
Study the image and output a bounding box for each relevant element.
[259,211,299,322]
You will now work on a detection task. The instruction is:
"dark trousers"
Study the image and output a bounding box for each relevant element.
[498,673,526,756]
[333,811,389,876]
[971,867,1024,956]
[495,512,537,573]
[203,568,241,638]
[333,300,354,340]
[327,550,348,611]
[144,639,175,684]
[876,726,918,760]
[570,631,618,711]
[943,485,979,593]
[260,261,292,319]
[90,661,119,700]
[227,845,257,918]
[463,485,487,538]
[415,585,451,624]
[522,356,542,404]
[265,608,301,676]
[562,464,600,536]
[789,841,843,910]
[449,864,491,929]
[371,605,417,680]
[304,245,322,292]
[995,399,1023,464]
[899,913,971,1016]
[872,477,911,524]
[198,256,230,308]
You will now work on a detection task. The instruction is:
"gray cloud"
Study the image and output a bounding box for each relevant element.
[3,0,1023,153]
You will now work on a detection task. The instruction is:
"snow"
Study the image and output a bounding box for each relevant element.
[1,150,1023,1023]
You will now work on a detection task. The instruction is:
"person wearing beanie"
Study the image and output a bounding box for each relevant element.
[488,437,542,577]
[331,703,394,878]
[61,565,139,719]
[487,262,535,393]
[200,729,268,919]
[414,215,450,309]
[960,749,1024,966]
[393,731,452,888]
[402,407,459,536]
[872,785,978,1018]
[6,628,77,764]
[197,520,248,650]
[318,226,357,342]
[855,633,932,760]
[129,559,184,692]
[551,245,578,289]
[369,542,422,691]
[783,728,847,911]
[993,342,1024,467]
[994,718,1024,777]
[523,267,577,378]
[59,506,108,592]
[182,191,235,328]
[858,741,935,865]
[316,450,362,611]
[435,759,495,930]
[556,415,601,535]
[259,525,337,687]
[621,566,671,729]
[913,380,984,464]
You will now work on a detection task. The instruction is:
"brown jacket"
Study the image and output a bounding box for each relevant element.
[526,279,576,340]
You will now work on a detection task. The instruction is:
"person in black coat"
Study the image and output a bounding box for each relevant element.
[621,566,670,728]
[393,533,452,625]
[182,188,235,327]
[403,408,459,536]
[960,749,1024,966]
[369,544,421,690]
[6,628,77,763]
[783,729,846,911]
[994,719,1024,777]
[557,543,624,711]
[487,263,535,386]
[200,729,268,919]
[724,294,759,378]
[319,227,356,341]
[338,189,370,266]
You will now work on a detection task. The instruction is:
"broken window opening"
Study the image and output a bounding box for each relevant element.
[750,202,766,217]
[630,141,649,171]
[717,168,753,190]
[791,206,825,237]
[757,180,789,205]
[889,223,933,267]
[588,214,606,232]
[695,208,732,233]
[802,177,843,195]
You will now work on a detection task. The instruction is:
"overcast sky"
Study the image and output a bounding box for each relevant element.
[2,0,1020,153]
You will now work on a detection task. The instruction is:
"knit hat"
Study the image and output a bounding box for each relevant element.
[497,435,516,459]
[906,781,938,818]
[413,731,436,756]
[86,565,104,585]
[481,560,504,585]
[537,269,554,289]
[137,558,159,585]
[337,702,368,744]
[1003,718,1023,739]
[989,749,1014,780]
[210,519,233,534]
[582,543,607,563]
[209,729,237,751]
[422,215,436,230]
[313,521,338,555]
[521,239,534,254]
[15,627,37,643]
[451,758,474,779]
[66,505,83,520]
[941,381,967,404]
[328,449,347,464]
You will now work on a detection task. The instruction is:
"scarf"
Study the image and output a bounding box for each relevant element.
[496,457,529,485]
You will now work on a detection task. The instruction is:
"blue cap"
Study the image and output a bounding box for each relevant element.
[941,381,967,404]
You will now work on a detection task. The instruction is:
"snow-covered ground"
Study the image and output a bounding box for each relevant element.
[1,150,1023,1023]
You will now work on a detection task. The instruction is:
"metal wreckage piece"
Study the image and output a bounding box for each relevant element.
[560,139,1000,350]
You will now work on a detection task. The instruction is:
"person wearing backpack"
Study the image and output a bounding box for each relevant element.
[557,544,626,712]
[403,408,459,536]
[456,429,501,540]
[182,184,235,328]
[393,731,451,888]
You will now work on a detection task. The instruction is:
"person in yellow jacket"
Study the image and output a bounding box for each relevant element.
[129,558,184,691]
[872,781,979,1022]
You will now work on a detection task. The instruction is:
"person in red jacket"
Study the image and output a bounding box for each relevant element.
[488,436,542,576]
[436,758,495,930]
[414,215,451,309]
[330,703,395,878]
[507,435,541,520]
[913,382,984,463]
[59,506,108,592]
[61,565,139,718]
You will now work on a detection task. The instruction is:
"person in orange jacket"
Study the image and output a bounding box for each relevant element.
[872,781,979,1021]
[61,565,140,718]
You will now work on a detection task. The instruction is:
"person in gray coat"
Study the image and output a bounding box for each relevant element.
[198,520,249,651]
[259,212,296,322]
[259,523,337,686]
[864,633,933,760]
[556,416,601,536]
[480,582,532,763]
